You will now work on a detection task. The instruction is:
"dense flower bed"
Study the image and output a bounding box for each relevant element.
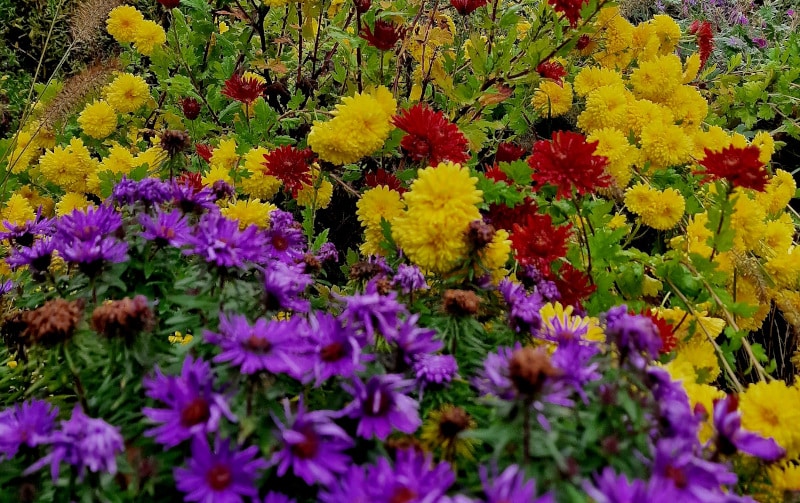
[0,0,799,501]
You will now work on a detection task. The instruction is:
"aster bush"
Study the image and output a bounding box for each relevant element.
[0,0,799,501]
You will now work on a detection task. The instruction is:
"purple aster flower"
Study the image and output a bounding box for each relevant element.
[0,399,58,459]
[0,207,52,247]
[56,204,122,239]
[174,435,268,502]
[650,437,740,501]
[603,305,662,368]
[413,353,458,386]
[58,235,129,276]
[26,406,123,481]
[139,207,191,248]
[752,37,767,49]
[583,467,650,503]
[316,242,338,263]
[393,263,428,294]
[473,345,518,400]
[646,366,701,442]
[498,279,543,334]
[182,212,267,268]
[54,205,128,276]
[264,493,296,503]
[711,394,785,461]
[342,374,421,439]
[318,464,372,503]
[263,210,307,262]
[142,356,236,448]
[112,177,172,206]
[0,279,12,297]
[789,9,795,17]
[550,340,601,402]
[307,312,368,386]
[537,280,560,301]
[262,260,312,312]
[212,179,235,200]
[339,279,406,343]
[171,179,218,214]
[204,313,311,378]
[389,315,443,365]
[369,448,456,502]
[480,464,554,503]
[6,237,56,275]
[270,398,353,486]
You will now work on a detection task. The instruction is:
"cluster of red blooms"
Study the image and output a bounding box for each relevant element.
[536,60,567,85]
[495,142,527,163]
[554,263,596,309]
[196,144,214,162]
[528,131,611,199]
[689,20,714,68]
[485,197,535,232]
[393,104,470,165]
[262,145,315,197]
[510,212,572,277]
[221,73,266,106]
[364,168,406,193]
[360,20,406,51]
[640,310,677,354]
[178,172,204,192]
[548,0,590,27]
[450,0,488,15]
[695,145,768,192]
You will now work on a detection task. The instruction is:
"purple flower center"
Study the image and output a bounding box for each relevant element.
[180,398,211,427]
[206,463,233,490]
[389,487,418,503]
[364,389,393,417]
[245,335,272,354]
[290,428,319,459]
[320,342,345,362]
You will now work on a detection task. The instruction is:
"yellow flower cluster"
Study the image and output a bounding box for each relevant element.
[0,193,36,232]
[221,199,276,229]
[356,186,405,257]
[532,81,573,117]
[296,165,334,209]
[740,381,800,459]
[391,162,483,274]
[38,138,100,193]
[308,86,397,165]
[106,5,166,56]
[6,123,52,174]
[624,183,685,230]
[103,73,151,114]
[78,100,117,139]
[240,147,282,200]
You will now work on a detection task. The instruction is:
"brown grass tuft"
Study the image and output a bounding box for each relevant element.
[70,0,125,45]
[39,58,120,128]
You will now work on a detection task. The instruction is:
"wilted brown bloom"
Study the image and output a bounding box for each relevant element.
[91,295,154,342]
[443,289,480,316]
[508,347,559,396]
[41,59,119,127]
[349,261,387,281]
[467,219,496,250]
[159,130,191,157]
[24,299,85,346]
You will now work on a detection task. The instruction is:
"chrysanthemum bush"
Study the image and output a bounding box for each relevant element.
[0,0,799,501]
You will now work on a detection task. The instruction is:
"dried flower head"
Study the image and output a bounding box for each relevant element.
[508,346,559,396]
[443,289,481,316]
[24,299,85,346]
[159,130,191,158]
[91,295,155,342]
[467,219,496,250]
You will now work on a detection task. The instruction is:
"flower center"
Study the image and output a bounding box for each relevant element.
[365,388,393,416]
[206,464,233,491]
[245,334,272,354]
[320,342,345,362]
[389,487,417,503]
[180,397,211,427]
[290,428,318,459]
[272,235,289,251]
[665,465,688,489]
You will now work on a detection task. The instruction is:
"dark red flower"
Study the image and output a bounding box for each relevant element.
[180,97,201,120]
[548,0,590,27]
[576,34,592,50]
[221,73,266,106]
[528,131,610,199]
[393,104,470,165]
[450,0,487,15]
[695,145,768,192]
[484,164,510,184]
[554,263,595,308]
[495,142,527,163]
[689,20,714,68]
[263,145,315,197]
[364,168,406,193]
[178,172,204,191]
[196,144,214,162]
[360,20,405,51]
[510,212,572,276]
[486,198,537,233]
[536,60,567,84]
[158,0,181,7]
[640,310,677,354]
[354,0,371,13]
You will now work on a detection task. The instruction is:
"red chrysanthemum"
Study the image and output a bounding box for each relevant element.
[486,198,537,233]
[180,97,202,120]
[157,0,180,8]
[528,131,611,199]
[262,145,315,197]
[196,144,214,162]
[393,104,470,166]
[364,168,406,193]
[640,310,677,354]
[221,73,266,106]
[689,20,714,68]
[178,172,204,191]
[548,0,590,27]
[510,212,572,276]
[695,145,768,192]
[576,34,592,50]
[450,0,487,15]
[484,163,510,184]
[360,20,406,51]
[554,263,595,308]
[495,142,527,163]
[536,60,567,85]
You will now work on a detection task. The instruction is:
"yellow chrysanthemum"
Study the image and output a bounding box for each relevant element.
[477,229,511,282]
[630,54,683,102]
[7,130,39,174]
[626,98,673,139]
[210,138,239,170]
[308,86,397,165]
[640,122,694,168]
[539,302,604,343]
[652,14,682,54]
[531,81,573,118]
[56,192,93,216]
[38,138,99,192]
[679,212,714,258]
[608,213,628,230]
[730,191,766,252]
[169,331,194,345]
[692,125,731,159]
[202,164,233,187]
[751,131,775,164]
[767,462,800,503]
[99,143,136,175]
[78,100,117,139]
[391,162,482,273]
[220,199,276,229]
[733,277,770,332]
[765,247,800,288]
[0,194,35,231]
[682,53,702,83]
[593,8,635,69]
[360,225,387,257]
[631,21,660,62]
[623,183,652,215]
[106,5,144,43]
[135,145,167,171]
[104,73,150,113]
[357,186,405,229]
[756,169,795,215]
[296,178,334,209]
[759,213,794,257]
[740,381,800,459]
[684,381,725,443]
[666,85,708,128]
[132,19,166,56]
[587,127,637,187]
[240,147,282,200]
[624,184,685,230]
[577,84,629,132]
[17,185,54,217]
[572,66,625,97]
[673,335,720,384]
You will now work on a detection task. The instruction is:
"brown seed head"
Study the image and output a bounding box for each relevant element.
[349,261,387,281]
[159,130,191,158]
[443,289,481,316]
[24,299,85,346]
[508,347,559,396]
[303,253,322,274]
[438,406,471,439]
[467,219,496,250]
[91,295,154,342]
